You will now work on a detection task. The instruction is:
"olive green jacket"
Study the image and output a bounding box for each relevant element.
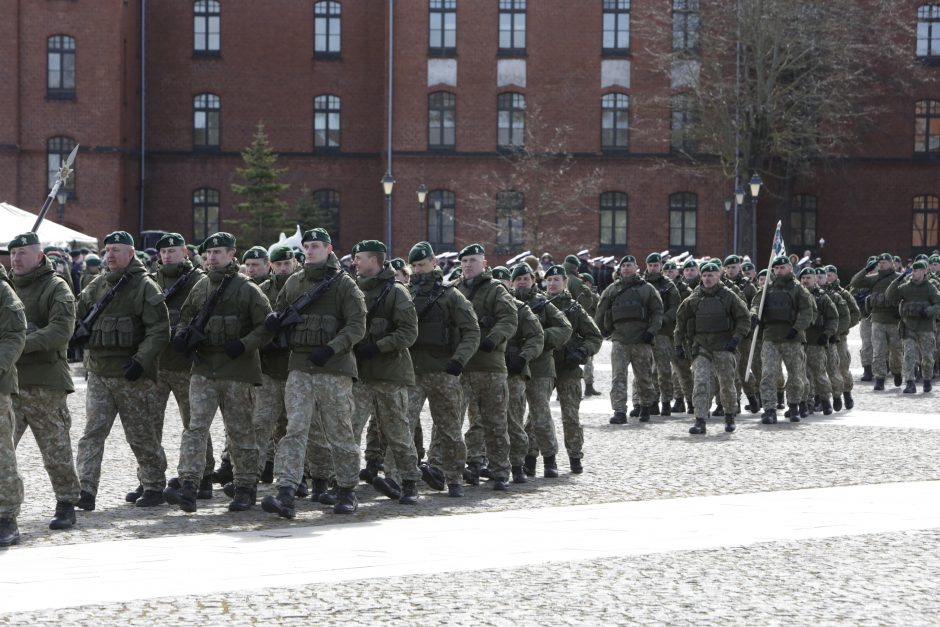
[550,290,602,380]
[0,266,27,395]
[80,269,101,291]
[644,272,679,337]
[595,275,664,345]
[355,264,418,386]
[409,269,480,375]
[258,272,292,380]
[886,275,940,332]
[457,268,519,374]
[750,275,815,343]
[850,267,901,324]
[675,283,750,354]
[515,289,572,379]
[804,287,839,345]
[151,260,203,373]
[505,297,545,381]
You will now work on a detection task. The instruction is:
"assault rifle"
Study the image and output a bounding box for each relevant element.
[173,274,233,360]
[70,273,130,348]
[163,267,196,303]
[266,270,342,347]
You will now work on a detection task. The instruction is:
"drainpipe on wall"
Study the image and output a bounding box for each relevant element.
[139,0,146,235]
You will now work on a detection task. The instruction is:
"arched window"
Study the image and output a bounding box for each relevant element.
[599,192,628,248]
[497,92,525,148]
[193,93,221,149]
[601,93,629,151]
[602,0,630,54]
[428,91,456,150]
[47,35,76,98]
[496,191,524,252]
[914,99,940,155]
[427,189,456,251]
[429,0,457,57]
[193,188,220,243]
[669,192,697,250]
[314,95,341,150]
[47,136,77,195]
[312,189,341,248]
[314,1,342,58]
[913,194,940,252]
[194,1,220,54]
[917,5,940,58]
[789,194,817,248]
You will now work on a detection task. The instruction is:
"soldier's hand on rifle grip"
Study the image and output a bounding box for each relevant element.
[750,314,761,329]
[507,356,527,375]
[224,339,245,359]
[816,334,828,346]
[123,359,144,382]
[264,312,282,333]
[785,327,798,340]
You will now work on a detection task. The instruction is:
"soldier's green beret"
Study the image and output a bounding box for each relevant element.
[741,261,755,272]
[186,244,199,255]
[408,241,434,263]
[491,266,511,280]
[564,255,580,268]
[825,265,838,274]
[580,272,595,284]
[814,267,827,275]
[103,231,134,247]
[43,245,61,255]
[912,260,928,270]
[135,251,149,261]
[867,255,877,263]
[449,267,463,279]
[510,263,532,280]
[771,255,790,267]
[544,265,567,278]
[645,252,662,264]
[915,253,929,262]
[700,262,721,273]
[723,254,742,266]
[798,267,816,278]
[758,269,768,277]
[893,255,902,263]
[242,246,268,262]
[390,257,407,271]
[85,254,101,266]
[7,232,40,249]
[301,228,331,244]
[203,232,236,249]
[350,242,361,255]
[682,259,697,270]
[155,233,186,250]
[877,252,892,261]
[619,255,637,265]
[197,241,207,254]
[356,240,387,254]
[293,248,305,263]
[929,255,940,264]
[663,260,677,270]
[459,243,485,259]
[269,245,293,262]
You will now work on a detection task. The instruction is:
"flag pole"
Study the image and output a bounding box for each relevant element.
[745,220,783,382]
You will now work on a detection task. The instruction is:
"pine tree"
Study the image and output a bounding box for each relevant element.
[229,123,290,250]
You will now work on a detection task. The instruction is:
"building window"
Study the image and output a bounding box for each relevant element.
[602,0,630,54]
[672,0,700,53]
[314,95,341,150]
[497,92,526,149]
[428,91,456,150]
[47,137,77,196]
[496,191,525,251]
[601,93,629,151]
[47,35,76,99]
[193,188,220,243]
[193,0,220,54]
[789,194,817,248]
[915,99,940,155]
[193,93,221,149]
[427,189,456,251]
[918,5,940,58]
[498,0,526,54]
[669,192,697,250]
[429,0,457,57]
[314,1,342,58]
[599,192,628,248]
[913,194,940,252]
[312,189,341,248]
[670,94,697,153]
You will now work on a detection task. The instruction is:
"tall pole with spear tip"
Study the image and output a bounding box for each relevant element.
[32,143,79,232]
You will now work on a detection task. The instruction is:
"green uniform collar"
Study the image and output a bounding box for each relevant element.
[10,256,53,288]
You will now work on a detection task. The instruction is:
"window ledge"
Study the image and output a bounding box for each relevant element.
[916,55,940,66]
[193,146,221,154]
[314,52,342,61]
[497,49,527,58]
[192,50,222,59]
[428,145,456,153]
[46,91,76,101]
[601,49,632,58]
[602,147,631,155]
[428,49,457,58]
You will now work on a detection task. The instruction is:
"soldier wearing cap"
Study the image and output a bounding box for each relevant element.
[670,259,700,413]
[595,255,664,424]
[886,259,940,393]
[74,231,169,511]
[851,253,902,390]
[491,266,512,289]
[852,255,877,382]
[163,232,273,514]
[578,272,601,396]
[243,246,271,285]
[80,254,102,290]
[457,244,518,490]
[0,263,26,546]
[751,256,814,423]
[642,252,679,416]
[798,267,838,415]
[723,255,760,413]
[185,244,203,269]
[563,255,589,303]
[6,232,80,530]
[817,266,856,410]
[675,261,750,434]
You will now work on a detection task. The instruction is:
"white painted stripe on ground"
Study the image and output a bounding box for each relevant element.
[1,481,939,613]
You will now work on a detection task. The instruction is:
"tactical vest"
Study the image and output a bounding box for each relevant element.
[763,288,796,324]
[828,288,851,334]
[88,279,146,349]
[694,294,732,333]
[506,301,531,361]
[611,285,647,323]
[364,279,399,343]
[413,284,452,350]
[288,275,344,348]
[899,281,932,319]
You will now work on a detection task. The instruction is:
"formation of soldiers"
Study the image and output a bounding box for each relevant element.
[1,225,938,546]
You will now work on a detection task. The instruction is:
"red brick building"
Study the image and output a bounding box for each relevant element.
[2,0,939,270]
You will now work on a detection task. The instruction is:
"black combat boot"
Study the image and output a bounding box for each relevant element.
[523,455,537,476]
[629,406,641,418]
[125,484,143,503]
[479,465,493,479]
[832,394,843,411]
[399,480,418,505]
[861,365,873,382]
[569,456,583,474]
[747,395,760,414]
[903,380,917,394]
[196,477,213,499]
[295,476,309,499]
[609,411,627,425]
[660,402,671,417]
[212,458,234,486]
[649,401,660,416]
[672,397,686,413]
[261,486,296,519]
[492,477,509,491]
[222,482,236,498]
[0,519,20,547]
[873,377,885,391]
[894,372,903,387]
[776,392,785,409]
[373,476,402,500]
[311,478,329,502]
[798,401,808,419]
[420,463,446,491]
[260,460,274,484]
[334,487,358,514]
[543,455,559,478]
[76,490,95,511]
[584,383,600,396]
[164,480,198,513]
[688,418,707,434]
[761,408,777,424]
[511,466,527,484]
[843,391,854,409]
[463,462,482,485]
[359,459,381,483]
[228,485,257,512]
[319,483,339,506]
[687,403,695,415]
[447,483,464,497]
[806,399,816,416]
[712,403,724,417]
[822,398,833,415]
[639,406,651,422]
[49,501,76,530]
[135,489,166,508]
[724,414,736,433]
[925,379,933,393]
[788,404,801,422]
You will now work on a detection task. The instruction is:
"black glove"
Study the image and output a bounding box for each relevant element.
[785,327,798,340]
[750,314,761,329]
[445,360,463,376]
[724,337,740,352]
[123,359,144,382]
[829,335,839,344]
[171,331,190,354]
[674,345,686,360]
[816,334,828,346]
[264,312,282,333]
[641,331,655,344]
[479,337,496,353]
[308,346,335,367]
[223,339,245,359]
[507,355,527,375]
[355,343,380,359]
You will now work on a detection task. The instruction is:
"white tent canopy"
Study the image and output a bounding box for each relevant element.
[0,202,98,249]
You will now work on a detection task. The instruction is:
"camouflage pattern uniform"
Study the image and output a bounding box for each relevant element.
[504,299,545,467]
[645,271,679,406]
[254,272,292,473]
[671,276,695,405]
[886,273,940,383]
[851,266,902,380]
[829,278,861,394]
[803,285,839,404]
[0,267,27,522]
[578,288,599,389]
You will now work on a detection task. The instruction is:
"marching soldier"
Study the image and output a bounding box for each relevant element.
[643,253,679,416]
[822,265,860,409]
[80,254,102,290]
[723,255,760,413]
[0,264,26,547]
[851,253,901,390]
[563,255,589,302]
[665,260,692,414]
[817,266,856,410]
[578,273,601,397]
[798,267,838,415]
[8,232,81,530]
[886,260,940,393]
[242,247,271,285]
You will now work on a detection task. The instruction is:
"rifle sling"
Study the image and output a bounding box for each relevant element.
[286,270,341,317]
[367,280,396,322]
[417,282,446,321]
[79,272,130,329]
[192,274,233,332]
[163,268,195,301]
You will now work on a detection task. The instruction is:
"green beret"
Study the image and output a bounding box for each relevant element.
[85,254,101,266]
[390,257,407,271]
[491,266,511,280]
[302,228,331,244]
[619,255,637,265]
[459,243,485,259]
[564,255,580,267]
[510,263,532,280]
[356,239,387,254]
[103,231,134,247]
[915,253,929,262]
[269,245,293,262]
[912,260,928,270]
[663,261,677,270]
[867,256,877,263]
[929,256,940,264]
[408,241,434,263]
[43,245,60,255]
[155,233,186,250]
[135,251,150,261]
[645,252,662,264]
[197,241,207,254]
[814,267,826,275]
[293,248,305,263]
[186,244,199,254]
[7,232,39,249]
[825,265,838,274]
[580,272,594,284]
[771,255,790,267]
[723,255,741,266]
[242,246,269,262]
[877,252,892,261]
[203,232,236,249]
[700,262,721,273]
[893,255,902,263]
[798,267,815,278]
[758,269,768,277]
[544,265,567,278]
[741,261,755,272]
[682,259,697,270]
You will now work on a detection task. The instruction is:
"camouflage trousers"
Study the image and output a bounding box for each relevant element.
[837,334,854,392]
[651,335,674,403]
[736,340,757,397]
[871,321,902,379]
[583,355,595,385]
[0,394,22,519]
[804,344,832,400]
[155,369,213,479]
[178,374,255,488]
[355,381,420,486]
[279,371,358,490]
[252,373,286,475]
[554,374,584,458]
[691,350,738,420]
[77,373,167,496]
[414,372,466,485]
[672,355,693,402]
[462,371,510,480]
[902,330,937,382]
[352,383,387,467]
[859,317,873,367]
[760,341,805,410]
[524,376,558,458]
[406,385,425,461]
[13,386,80,503]
[506,376,530,467]
[610,341,654,410]
[826,341,844,396]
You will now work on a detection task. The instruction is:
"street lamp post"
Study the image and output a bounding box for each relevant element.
[749,172,763,262]
[382,173,396,248]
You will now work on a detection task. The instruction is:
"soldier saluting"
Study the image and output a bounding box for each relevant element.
[886,259,940,394]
